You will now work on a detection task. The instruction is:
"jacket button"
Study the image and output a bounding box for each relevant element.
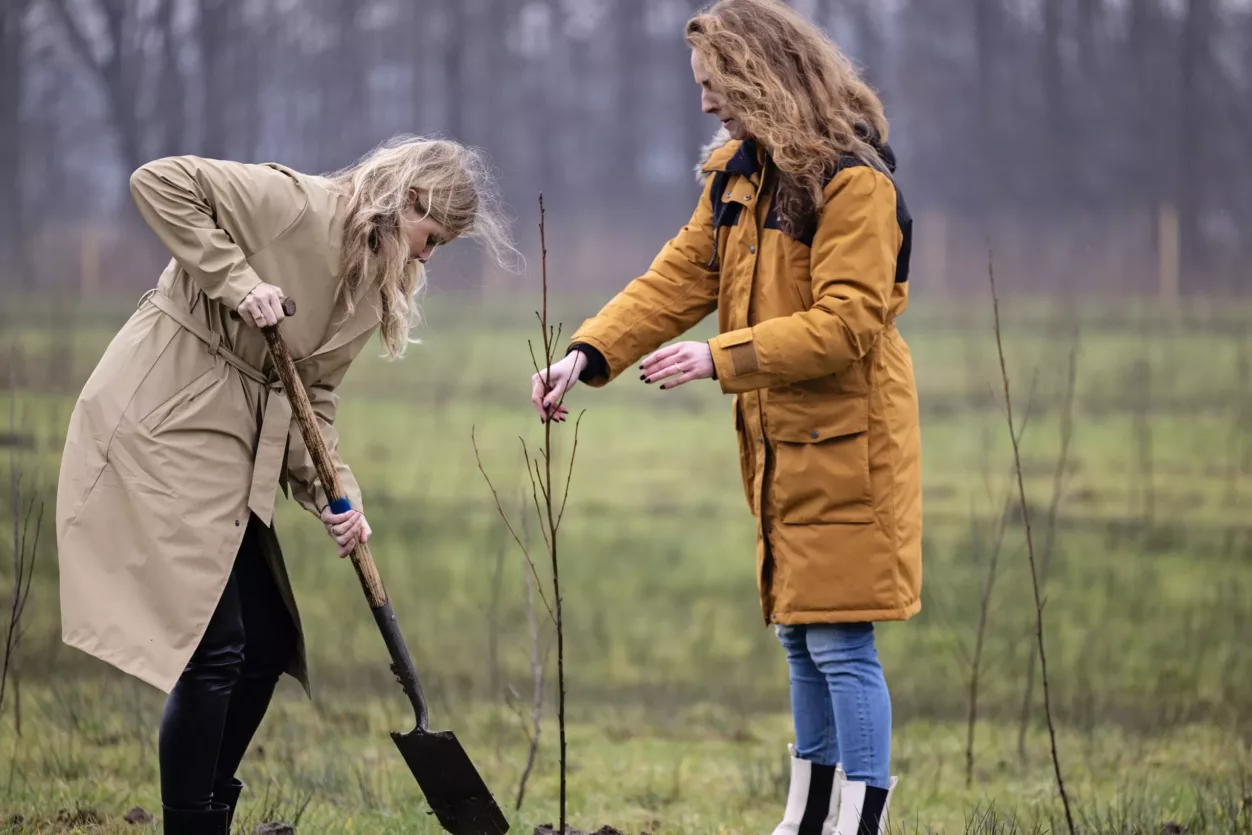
[749,245,756,254]
[757,435,764,443]
[810,430,819,439]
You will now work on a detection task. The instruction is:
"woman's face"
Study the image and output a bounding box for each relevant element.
[400,200,453,264]
[691,48,747,140]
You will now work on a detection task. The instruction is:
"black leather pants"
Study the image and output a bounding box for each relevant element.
[158,513,297,811]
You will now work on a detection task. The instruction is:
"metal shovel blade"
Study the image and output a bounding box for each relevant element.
[392,727,510,834]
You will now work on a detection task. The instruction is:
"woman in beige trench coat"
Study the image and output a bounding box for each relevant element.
[55,135,513,834]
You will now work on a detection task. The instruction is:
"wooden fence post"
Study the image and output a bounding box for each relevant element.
[1157,202,1179,303]
[80,221,100,299]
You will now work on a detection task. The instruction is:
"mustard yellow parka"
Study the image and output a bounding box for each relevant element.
[569,130,922,625]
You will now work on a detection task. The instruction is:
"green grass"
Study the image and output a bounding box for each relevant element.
[0,289,1250,832]
[0,680,1249,834]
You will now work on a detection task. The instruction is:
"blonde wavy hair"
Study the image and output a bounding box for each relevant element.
[324,135,517,359]
[686,0,890,237]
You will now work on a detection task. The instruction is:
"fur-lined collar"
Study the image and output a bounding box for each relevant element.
[693,126,733,182]
[691,122,897,183]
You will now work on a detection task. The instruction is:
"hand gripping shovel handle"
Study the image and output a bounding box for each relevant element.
[260,302,430,731]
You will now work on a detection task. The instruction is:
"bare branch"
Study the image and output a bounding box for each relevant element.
[988,246,1076,835]
[471,427,554,620]
[520,440,552,558]
[47,0,102,73]
[555,411,586,532]
[1018,316,1081,760]
[513,541,544,812]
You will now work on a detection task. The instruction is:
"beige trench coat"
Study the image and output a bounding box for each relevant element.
[56,156,380,696]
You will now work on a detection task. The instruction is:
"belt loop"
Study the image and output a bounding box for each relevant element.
[207,330,221,356]
[137,288,156,309]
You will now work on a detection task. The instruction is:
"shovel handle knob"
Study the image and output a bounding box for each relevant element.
[229,296,298,322]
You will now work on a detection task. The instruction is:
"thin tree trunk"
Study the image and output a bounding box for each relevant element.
[198,0,229,159]
[0,0,28,286]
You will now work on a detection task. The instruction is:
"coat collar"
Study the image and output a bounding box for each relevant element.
[305,188,382,363]
[694,122,900,180]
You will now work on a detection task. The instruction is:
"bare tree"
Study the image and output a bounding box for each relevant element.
[0,0,29,283]
[474,196,584,834]
[47,0,177,174]
[196,0,230,159]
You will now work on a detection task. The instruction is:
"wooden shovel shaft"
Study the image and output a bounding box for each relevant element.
[260,321,389,609]
[260,304,431,732]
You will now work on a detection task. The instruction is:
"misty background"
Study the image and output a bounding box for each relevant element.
[0,0,1248,303]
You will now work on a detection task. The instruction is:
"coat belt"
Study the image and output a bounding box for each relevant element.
[141,289,292,526]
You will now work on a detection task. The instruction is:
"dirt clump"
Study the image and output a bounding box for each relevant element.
[123,807,153,825]
[254,823,296,835]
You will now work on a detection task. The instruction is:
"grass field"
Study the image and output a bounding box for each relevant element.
[0,287,1249,833]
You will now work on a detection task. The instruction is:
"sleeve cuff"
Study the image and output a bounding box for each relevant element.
[220,271,264,313]
[568,343,608,384]
[709,329,762,393]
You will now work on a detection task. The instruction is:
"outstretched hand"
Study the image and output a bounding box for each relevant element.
[531,350,585,423]
[640,341,715,389]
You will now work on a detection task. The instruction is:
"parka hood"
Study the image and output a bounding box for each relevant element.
[691,122,897,183]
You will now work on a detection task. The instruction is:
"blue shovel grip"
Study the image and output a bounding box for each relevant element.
[329,497,353,514]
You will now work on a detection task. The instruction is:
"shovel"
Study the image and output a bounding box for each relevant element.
[257,297,510,835]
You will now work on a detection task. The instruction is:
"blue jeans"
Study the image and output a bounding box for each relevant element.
[775,622,892,789]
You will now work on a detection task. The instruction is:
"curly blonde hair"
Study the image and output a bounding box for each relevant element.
[324,135,518,359]
[686,0,890,237]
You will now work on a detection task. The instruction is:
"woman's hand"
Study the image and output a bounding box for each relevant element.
[641,341,715,389]
[237,282,288,328]
[320,505,371,558]
[531,351,585,422]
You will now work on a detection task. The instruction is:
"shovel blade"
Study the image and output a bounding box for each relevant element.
[392,727,510,835]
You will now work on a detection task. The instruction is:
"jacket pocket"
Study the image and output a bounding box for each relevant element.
[767,395,874,525]
[141,368,218,433]
[733,396,756,513]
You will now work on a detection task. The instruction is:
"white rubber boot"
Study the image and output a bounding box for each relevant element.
[828,775,898,835]
[771,744,844,835]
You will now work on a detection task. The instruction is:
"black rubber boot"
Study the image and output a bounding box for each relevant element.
[162,802,230,834]
[214,779,244,832]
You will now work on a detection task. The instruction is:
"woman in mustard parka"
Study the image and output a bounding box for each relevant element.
[530,1,920,832]
[56,135,514,833]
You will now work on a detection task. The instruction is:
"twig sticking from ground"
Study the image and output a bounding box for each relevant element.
[2,352,39,735]
[1018,316,1080,761]
[512,535,545,812]
[987,246,1076,835]
[965,488,1013,788]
